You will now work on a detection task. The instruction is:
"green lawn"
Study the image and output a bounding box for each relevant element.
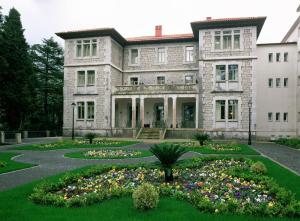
[65,149,153,159]
[0,155,299,221]
[16,140,140,151]
[0,152,34,174]
[188,143,259,155]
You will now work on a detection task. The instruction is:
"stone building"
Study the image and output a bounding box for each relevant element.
[56,14,300,140]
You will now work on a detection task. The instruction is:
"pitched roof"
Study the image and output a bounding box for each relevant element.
[281,15,300,43]
[190,16,266,39]
[126,33,195,44]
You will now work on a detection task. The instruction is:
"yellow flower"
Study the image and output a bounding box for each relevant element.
[215,209,219,213]
[268,202,274,208]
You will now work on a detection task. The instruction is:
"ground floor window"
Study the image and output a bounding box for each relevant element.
[228,100,238,120]
[87,102,95,120]
[216,100,225,121]
[77,102,85,119]
[216,99,238,121]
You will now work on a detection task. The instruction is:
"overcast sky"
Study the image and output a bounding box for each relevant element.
[1,0,300,46]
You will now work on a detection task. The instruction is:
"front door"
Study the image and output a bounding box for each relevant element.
[127,104,139,128]
[154,103,164,128]
[182,103,195,128]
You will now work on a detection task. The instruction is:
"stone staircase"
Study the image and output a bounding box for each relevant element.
[137,128,161,139]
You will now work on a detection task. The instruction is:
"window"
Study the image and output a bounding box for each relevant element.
[87,70,95,86]
[223,30,232,50]
[233,30,240,49]
[268,112,273,121]
[77,102,85,119]
[185,46,194,62]
[76,39,97,57]
[284,52,288,62]
[216,100,225,121]
[77,71,85,86]
[157,48,166,63]
[298,76,300,86]
[214,31,221,50]
[276,78,281,87]
[228,100,238,120]
[276,53,280,62]
[268,53,273,62]
[130,77,139,85]
[130,49,139,64]
[268,78,273,88]
[283,112,288,122]
[185,75,194,84]
[87,102,95,120]
[157,76,165,85]
[228,65,238,81]
[276,112,280,122]
[284,78,288,87]
[216,65,226,81]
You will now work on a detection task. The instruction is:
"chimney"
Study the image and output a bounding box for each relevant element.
[206,17,212,21]
[155,25,162,37]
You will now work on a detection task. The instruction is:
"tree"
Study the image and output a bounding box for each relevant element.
[30,37,63,130]
[0,8,35,130]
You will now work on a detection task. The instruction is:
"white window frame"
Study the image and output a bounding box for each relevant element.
[156,47,167,64]
[213,28,242,51]
[75,38,98,58]
[275,112,280,122]
[128,76,139,85]
[77,102,85,120]
[213,62,241,91]
[129,48,140,66]
[76,69,97,88]
[276,53,281,62]
[284,52,288,62]
[184,74,194,84]
[87,101,95,120]
[268,112,273,122]
[276,78,281,88]
[184,46,195,63]
[157,76,166,85]
[268,78,273,88]
[75,100,96,122]
[268,53,273,63]
[283,112,288,122]
[284,78,288,88]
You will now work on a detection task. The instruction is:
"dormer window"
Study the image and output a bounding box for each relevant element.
[76,39,97,57]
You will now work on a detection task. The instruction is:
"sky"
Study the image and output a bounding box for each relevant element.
[1,0,300,46]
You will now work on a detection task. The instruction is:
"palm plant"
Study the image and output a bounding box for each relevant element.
[194,133,210,146]
[150,143,187,182]
[84,133,97,144]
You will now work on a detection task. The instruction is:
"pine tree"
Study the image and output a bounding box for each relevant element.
[0,8,35,130]
[30,38,63,130]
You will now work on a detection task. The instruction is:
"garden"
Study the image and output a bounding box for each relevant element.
[0,152,34,174]
[275,138,300,150]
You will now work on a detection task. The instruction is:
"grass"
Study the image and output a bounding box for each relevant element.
[65,149,153,159]
[16,140,140,151]
[188,143,259,155]
[0,155,299,221]
[275,138,300,150]
[0,152,34,174]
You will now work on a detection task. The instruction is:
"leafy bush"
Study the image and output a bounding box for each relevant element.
[0,161,6,167]
[250,161,267,174]
[84,133,97,144]
[132,183,159,210]
[276,138,300,149]
[194,133,210,146]
[150,143,187,182]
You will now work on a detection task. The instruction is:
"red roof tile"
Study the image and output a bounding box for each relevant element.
[126,33,194,42]
[191,17,266,24]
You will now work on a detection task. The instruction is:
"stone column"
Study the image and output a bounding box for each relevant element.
[23,131,28,138]
[112,97,116,128]
[195,95,199,128]
[140,97,144,127]
[0,131,4,144]
[131,97,136,128]
[164,96,168,127]
[172,96,177,128]
[15,133,22,144]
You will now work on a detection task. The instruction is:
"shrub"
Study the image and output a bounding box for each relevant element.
[0,161,6,167]
[194,133,210,146]
[84,133,97,144]
[150,143,187,182]
[276,138,300,149]
[132,183,159,210]
[250,161,267,174]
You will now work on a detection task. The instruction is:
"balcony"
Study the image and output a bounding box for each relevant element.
[113,83,198,95]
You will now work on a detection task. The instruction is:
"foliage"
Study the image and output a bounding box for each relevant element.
[0,160,6,167]
[193,133,210,146]
[150,143,187,182]
[251,161,267,174]
[29,158,300,217]
[84,133,97,144]
[275,138,300,149]
[132,183,159,210]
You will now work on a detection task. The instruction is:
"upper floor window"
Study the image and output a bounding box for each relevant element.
[130,77,139,85]
[268,112,273,121]
[276,112,280,121]
[283,112,288,122]
[77,70,95,87]
[76,39,97,57]
[214,30,240,50]
[157,47,166,64]
[284,78,288,87]
[268,53,273,62]
[284,52,288,62]
[157,76,165,85]
[77,102,85,119]
[276,78,281,87]
[276,53,280,62]
[268,78,273,88]
[216,64,238,82]
[185,75,194,84]
[185,46,194,62]
[130,49,139,65]
[87,101,95,120]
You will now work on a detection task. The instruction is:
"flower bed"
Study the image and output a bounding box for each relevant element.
[30,158,300,217]
[74,139,123,146]
[0,161,6,167]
